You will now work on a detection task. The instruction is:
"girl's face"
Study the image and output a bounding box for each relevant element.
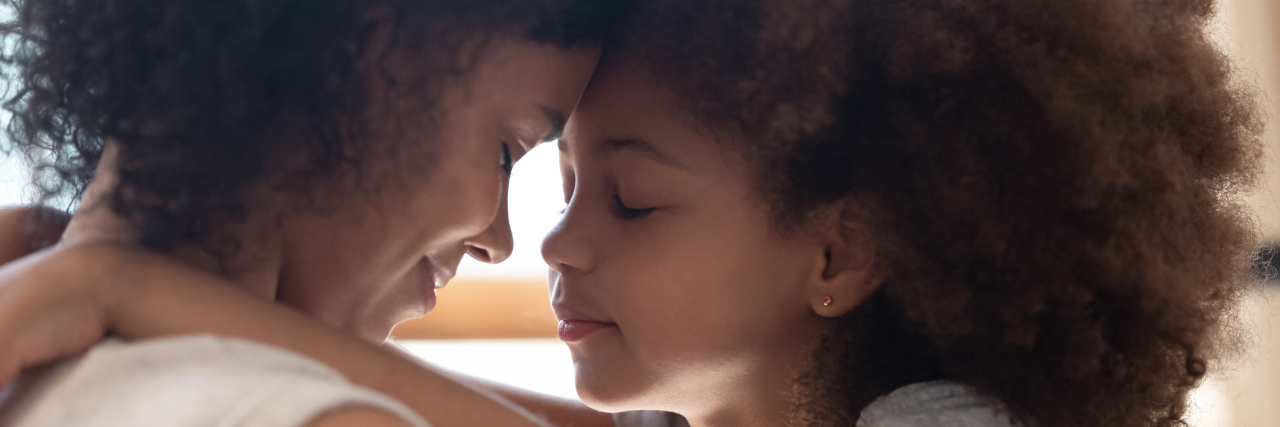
[274,38,598,342]
[543,66,832,422]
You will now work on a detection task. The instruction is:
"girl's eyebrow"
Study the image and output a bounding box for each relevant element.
[597,138,688,170]
[558,136,689,171]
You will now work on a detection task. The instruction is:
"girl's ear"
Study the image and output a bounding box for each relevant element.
[807,204,884,318]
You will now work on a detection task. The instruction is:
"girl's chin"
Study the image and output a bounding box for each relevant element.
[572,359,666,414]
[575,388,665,416]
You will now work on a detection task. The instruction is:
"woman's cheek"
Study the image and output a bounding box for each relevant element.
[440,170,504,234]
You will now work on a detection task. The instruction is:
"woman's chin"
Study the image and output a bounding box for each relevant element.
[348,310,420,344]
[352,286,438,343]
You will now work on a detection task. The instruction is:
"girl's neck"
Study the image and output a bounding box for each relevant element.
[59,142,284,300]
[681,325,825,427]
[686,385,795,427]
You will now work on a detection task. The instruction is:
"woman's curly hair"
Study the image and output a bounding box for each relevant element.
[619,0,1263,425]
[0,0,629,252]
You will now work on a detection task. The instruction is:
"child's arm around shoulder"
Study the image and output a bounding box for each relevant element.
[0,241,608,427]
[0,206,610,427]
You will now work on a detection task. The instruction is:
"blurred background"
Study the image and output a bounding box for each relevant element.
[0,0,1275,424]
[1169,0,1280,425]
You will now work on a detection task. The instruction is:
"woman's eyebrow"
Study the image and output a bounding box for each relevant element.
[540,105,567,142]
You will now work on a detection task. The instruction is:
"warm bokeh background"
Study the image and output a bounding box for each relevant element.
[0,0,1274,421]
[1169,1,1280,425]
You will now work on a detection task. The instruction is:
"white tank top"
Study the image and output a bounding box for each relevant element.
[0,335,429,427]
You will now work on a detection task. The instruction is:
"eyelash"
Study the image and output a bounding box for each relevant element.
[554,179,654,219]
[612,195,655,220]
[500,143,513,177]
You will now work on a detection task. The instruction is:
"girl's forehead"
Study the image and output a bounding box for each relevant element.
[563,66,750,171]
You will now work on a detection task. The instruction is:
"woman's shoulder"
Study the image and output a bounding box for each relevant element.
[0,335,427,427]
[857,381,1016,427]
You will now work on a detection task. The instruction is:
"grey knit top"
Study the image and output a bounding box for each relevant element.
[612,381,1015,427]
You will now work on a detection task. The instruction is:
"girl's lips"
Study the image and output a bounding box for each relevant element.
[557,320,615,342]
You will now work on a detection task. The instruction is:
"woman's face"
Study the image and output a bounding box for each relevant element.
[274,38,598,342]
[543,66,829,419]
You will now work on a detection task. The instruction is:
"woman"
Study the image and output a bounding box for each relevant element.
[0,0,628,426]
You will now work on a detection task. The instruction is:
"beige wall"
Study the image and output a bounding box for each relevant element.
[391,278,556,339]
[1193,288,1280,427]
[1224,0,1280,238]
[1198,3,1280,426]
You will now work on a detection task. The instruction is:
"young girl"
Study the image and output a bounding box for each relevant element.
[0,0,1261,425]
[540,0,1259,425]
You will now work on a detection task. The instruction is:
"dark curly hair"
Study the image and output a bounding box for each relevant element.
[0,0,630,252]
[617,0,1262,425]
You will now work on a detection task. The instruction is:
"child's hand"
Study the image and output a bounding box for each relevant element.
[0,239,255,387]
[0,205,82,384]
[0,242,118,385]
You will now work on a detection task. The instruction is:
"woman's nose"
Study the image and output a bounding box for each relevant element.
[464,194,513,264]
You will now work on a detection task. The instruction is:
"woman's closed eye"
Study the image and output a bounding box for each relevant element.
[612,195,654,220]
[500,143,514,176]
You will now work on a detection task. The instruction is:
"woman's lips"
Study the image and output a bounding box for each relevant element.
[422,256,457,289]
[558,320,615,342]
[417,258,441,313]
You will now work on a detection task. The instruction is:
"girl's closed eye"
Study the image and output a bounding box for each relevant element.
[612,195,654,220]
